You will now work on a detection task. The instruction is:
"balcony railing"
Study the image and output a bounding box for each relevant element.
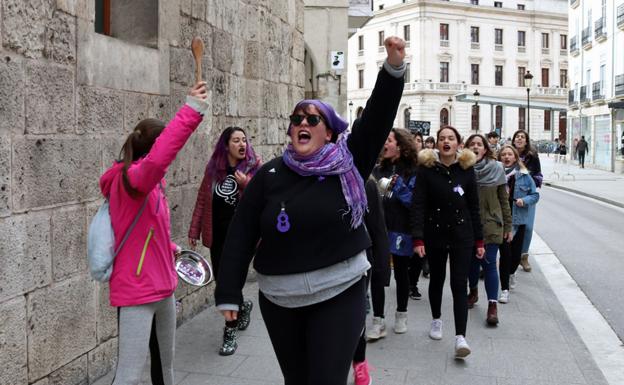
[560,49,567,56]
[570,36,579,56]
[595,18,607,42]
[535,86,567,97]
[541,48,550,55]
[592,81,604,102]
[440,40,449,47]
[618,5,624,30]
[517,46,526,53]
[358,50,364,56]
[568,90,577,106]
[471,42,480,50]
[582,27,592,48]
[495,44,503,51]
[616,74,624,97]
[580,85,588,104]
[404,81,468,93]
[570,0,579,8]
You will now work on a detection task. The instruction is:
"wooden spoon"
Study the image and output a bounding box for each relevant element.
[191,37,204,83]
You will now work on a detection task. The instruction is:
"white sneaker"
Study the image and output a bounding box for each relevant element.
[454,335,471,358]
[510,273,517,290]
[499,290,509,303]
[394,311,408,334]
[366,316,387,341]
[429,318,443,340]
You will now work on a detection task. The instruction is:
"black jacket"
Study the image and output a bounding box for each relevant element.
[372,162,417,236]
[215,69,404,306]
[411,149,483,249]
[364,178,391,286]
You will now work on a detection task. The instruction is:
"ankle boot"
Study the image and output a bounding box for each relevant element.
[467,287,478,309]
[486,302,499,326]
[520,253,532,272]
[219,326,238,356]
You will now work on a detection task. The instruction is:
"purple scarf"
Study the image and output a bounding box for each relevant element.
[282,135,367,229]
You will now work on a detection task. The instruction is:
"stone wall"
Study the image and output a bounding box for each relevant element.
[0,0,305,384]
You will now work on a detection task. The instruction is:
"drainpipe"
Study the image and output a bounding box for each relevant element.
[611,0,617,172]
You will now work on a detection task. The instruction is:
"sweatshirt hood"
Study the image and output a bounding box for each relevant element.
[418,148,476,170]
[100,162,124,198]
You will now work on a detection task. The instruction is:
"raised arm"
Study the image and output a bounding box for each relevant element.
[348,37,406,179]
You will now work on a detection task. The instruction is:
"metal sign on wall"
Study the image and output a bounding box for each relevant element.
[330,51,345,70]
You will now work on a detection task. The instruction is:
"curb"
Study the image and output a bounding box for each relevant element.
[544,182,624,209]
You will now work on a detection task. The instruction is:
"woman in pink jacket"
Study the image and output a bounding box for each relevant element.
[188,126,261,355]
[99,82,208,385]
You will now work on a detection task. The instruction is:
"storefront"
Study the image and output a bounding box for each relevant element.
[594,115,611,170]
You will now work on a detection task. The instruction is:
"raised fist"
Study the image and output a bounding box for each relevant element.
[384,36,406,67]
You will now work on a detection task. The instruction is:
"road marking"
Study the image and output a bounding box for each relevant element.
[532,232,624,385]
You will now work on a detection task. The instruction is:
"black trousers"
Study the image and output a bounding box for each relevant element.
[392,255,410,312]
[259,277,366,385]
[578,151,586,167]
[499,225,526,290]
[427,246,472,337]
[408,254,423,287]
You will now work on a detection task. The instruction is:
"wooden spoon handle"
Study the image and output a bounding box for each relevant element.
[191,37,204,83]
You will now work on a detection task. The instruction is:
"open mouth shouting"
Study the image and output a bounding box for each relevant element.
[297,130,312,145]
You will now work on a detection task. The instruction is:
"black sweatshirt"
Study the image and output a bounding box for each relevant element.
[215,69,404,306]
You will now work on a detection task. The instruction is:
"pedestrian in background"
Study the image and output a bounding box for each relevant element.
[465,134,512,326]
[214,36,405,385]
[552,138,559,161]
[351,173,390,385]
[370,128,419,338]
[409,131,429,283]
[188,126,261,356]
[424,136,436,149]
[577,136,588,168]
[99,82,208,385]
[412,126,484,358]
[511,130,542,273]
[558,140,567,163]
[497,145,540,301]
[486,131,500,154]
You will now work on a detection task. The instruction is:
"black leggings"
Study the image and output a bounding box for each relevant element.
[408,254,423,287]
[499,225,526,290]
[211,232,240,328]
[259,277,366,385]
[393,255,410,312]
[427,247,472,337]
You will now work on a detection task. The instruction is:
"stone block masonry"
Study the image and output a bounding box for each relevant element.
[0,0,305,383]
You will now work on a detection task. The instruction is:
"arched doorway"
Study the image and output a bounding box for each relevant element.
[440,108,449,127]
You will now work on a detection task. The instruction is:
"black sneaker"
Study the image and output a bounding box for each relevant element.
[409,286,422,300]
[422,260,430,278]
[219,326,238,356]
[238,300,253,331]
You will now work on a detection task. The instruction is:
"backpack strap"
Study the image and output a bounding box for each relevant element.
[113,195,149,257]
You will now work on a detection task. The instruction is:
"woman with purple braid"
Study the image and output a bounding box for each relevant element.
[214,36,406,385]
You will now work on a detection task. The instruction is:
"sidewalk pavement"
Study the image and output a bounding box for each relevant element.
[94,250,609,385]
[539,154,624,207]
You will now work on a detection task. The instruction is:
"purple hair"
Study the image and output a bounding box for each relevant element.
[205,126,260,183]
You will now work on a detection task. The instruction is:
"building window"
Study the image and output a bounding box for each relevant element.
[518,107,526,130]
[542,68,549,87]
[560,69,568,88]
[494,1,502,7]
[440,62,449,83]
[495,65,503,86]
[378,31,385,46]
[471,64,479,85]
[440,108,449,127]
[404,25,411,41]
[517,4,525,10]
[358,35,364,51]
[471,26,480,43]
[542,33,549,49]
[471,105,480,131]
[495,105,503,130]
[544,110,552,131]
[378,4,384,10]
[95,0,158,47]
[518,66,526,86]
[495,28,503,45]
[95,0,111,35]
[358,69,364,89]
[470,0,478,4]
[440,24,449,42]
[560,34,567,50]
[518,31,526,47]
[405,63,411,83]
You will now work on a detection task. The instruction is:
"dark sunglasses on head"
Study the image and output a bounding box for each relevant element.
[289,114,323,127]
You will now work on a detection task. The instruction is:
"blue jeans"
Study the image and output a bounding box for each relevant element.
[468,244,500,301]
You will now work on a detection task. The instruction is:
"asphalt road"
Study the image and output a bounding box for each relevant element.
[534,186,624,343]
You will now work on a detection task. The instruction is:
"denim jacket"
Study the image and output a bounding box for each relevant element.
[510,168,539,227]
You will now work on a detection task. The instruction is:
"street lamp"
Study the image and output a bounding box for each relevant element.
[447,96,453,125]
[348,100,354,127]
[524,71,534,135]
[473,90,480,132]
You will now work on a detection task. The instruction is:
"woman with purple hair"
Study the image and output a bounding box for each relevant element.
[214,37,406,385]
[188,126,261,355]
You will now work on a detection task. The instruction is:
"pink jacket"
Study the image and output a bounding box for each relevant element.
[100,104,203,307]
